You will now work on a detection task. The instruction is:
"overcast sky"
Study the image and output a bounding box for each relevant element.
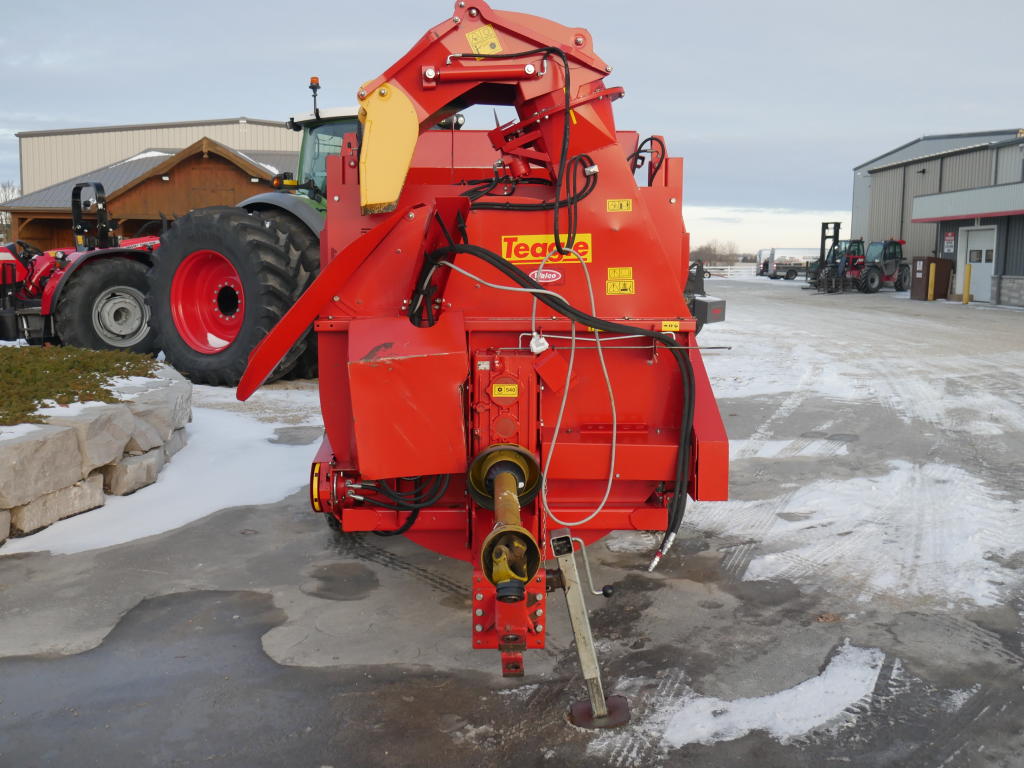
[2,0,1021,249]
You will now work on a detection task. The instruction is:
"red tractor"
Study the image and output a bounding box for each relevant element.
[0,182,159,351]
[810,237,911,293]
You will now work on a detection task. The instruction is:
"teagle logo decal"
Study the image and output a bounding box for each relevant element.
[501,233,593,264]
[530,268,563,283]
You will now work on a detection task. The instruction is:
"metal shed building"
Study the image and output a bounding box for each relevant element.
[18,118,299,195]
[851,129,1024,306]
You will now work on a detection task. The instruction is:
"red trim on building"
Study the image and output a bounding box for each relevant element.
[912,208,1024,223]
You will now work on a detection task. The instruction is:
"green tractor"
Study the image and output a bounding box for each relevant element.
[149,79,358,385]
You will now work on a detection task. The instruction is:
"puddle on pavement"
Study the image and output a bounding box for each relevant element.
[300,562,380,601]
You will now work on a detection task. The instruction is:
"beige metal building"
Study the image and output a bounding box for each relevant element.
[851,129,1024,305]
[18,118,300,194]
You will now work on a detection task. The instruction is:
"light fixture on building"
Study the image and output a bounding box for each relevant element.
[250,177,260,183]
[161,175,170,182]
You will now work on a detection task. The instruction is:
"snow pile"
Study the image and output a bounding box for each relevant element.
[689,460,1022,607]
[589,641,883,756]
[662,642,884,746]
[0,406,315,556]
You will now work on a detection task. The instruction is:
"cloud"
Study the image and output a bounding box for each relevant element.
[686,205,851,252]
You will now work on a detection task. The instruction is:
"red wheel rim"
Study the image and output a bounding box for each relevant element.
[169,250,245,354]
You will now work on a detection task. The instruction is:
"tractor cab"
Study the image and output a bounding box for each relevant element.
[288,108,359,202]
[865,240,905,277]
[280,106,360,210]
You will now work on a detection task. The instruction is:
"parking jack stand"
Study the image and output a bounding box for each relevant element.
[550,529,630,728]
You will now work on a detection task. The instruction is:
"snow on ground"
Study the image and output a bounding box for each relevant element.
[692,279,1024,609]
[0,405,317,556]
[730,438,849,459]
[688,460,1023,607]
[662,643,884,746]
[191,382,323,425]
[0,422,47,439]
[590,642,884,754]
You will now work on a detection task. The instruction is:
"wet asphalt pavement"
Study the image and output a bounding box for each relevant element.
[1,279,1022,767]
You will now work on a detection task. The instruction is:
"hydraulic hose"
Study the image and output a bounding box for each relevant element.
[418,244,696,566]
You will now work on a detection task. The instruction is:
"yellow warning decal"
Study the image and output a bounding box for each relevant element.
[501,233,592,265]
[606,280,635,295]
[466,24,502,55]
[661,320,680,331]
[606,199,633,212]
[492,382,519,398]
[607,267,633,279]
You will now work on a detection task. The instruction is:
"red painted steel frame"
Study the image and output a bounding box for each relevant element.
[8,236,161,315]
[241,0,729,677]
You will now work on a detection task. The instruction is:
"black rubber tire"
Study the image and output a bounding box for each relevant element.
[257,209,321,379]
[149,207,306,386]
[785,269,797,280]
[54,257,156,353]
[859,267,882,293]
[895,264,911,292]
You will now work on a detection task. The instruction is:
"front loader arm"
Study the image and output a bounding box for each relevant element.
[356,0,612,213]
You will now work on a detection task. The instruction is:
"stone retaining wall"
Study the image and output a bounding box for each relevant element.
[993,275,1024,307]
[0,366,192,543]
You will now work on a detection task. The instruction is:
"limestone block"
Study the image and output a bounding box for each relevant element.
[126,415,164,454]
[0,426,83,509]
[0,510,10,543]
[101,448,165,496]
[163,428,188,460]
[127,379,192,440]
[10,474,104,535]
[45,404,134,476]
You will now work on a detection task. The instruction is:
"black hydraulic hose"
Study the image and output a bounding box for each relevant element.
[627,136,667,179]
[468,174,595,211]
[369,475,451,536]
[372,510,420,537]
[446,47,572,250]
[417,244,696,563]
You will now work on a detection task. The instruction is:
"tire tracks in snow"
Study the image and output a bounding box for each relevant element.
[720,363,826,581]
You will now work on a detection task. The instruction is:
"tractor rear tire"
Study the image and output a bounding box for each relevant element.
[859,268,881,293]
[895,264,911,292]
[149,207,306,387]
[785,269,797,280]
[258,209,321,380]
[55,257,156,354]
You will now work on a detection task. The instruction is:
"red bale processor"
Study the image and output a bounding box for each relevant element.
[238,1,728,727]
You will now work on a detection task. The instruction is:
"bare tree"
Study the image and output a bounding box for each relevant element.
[692,238,743,265]
[0,180,19,241]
